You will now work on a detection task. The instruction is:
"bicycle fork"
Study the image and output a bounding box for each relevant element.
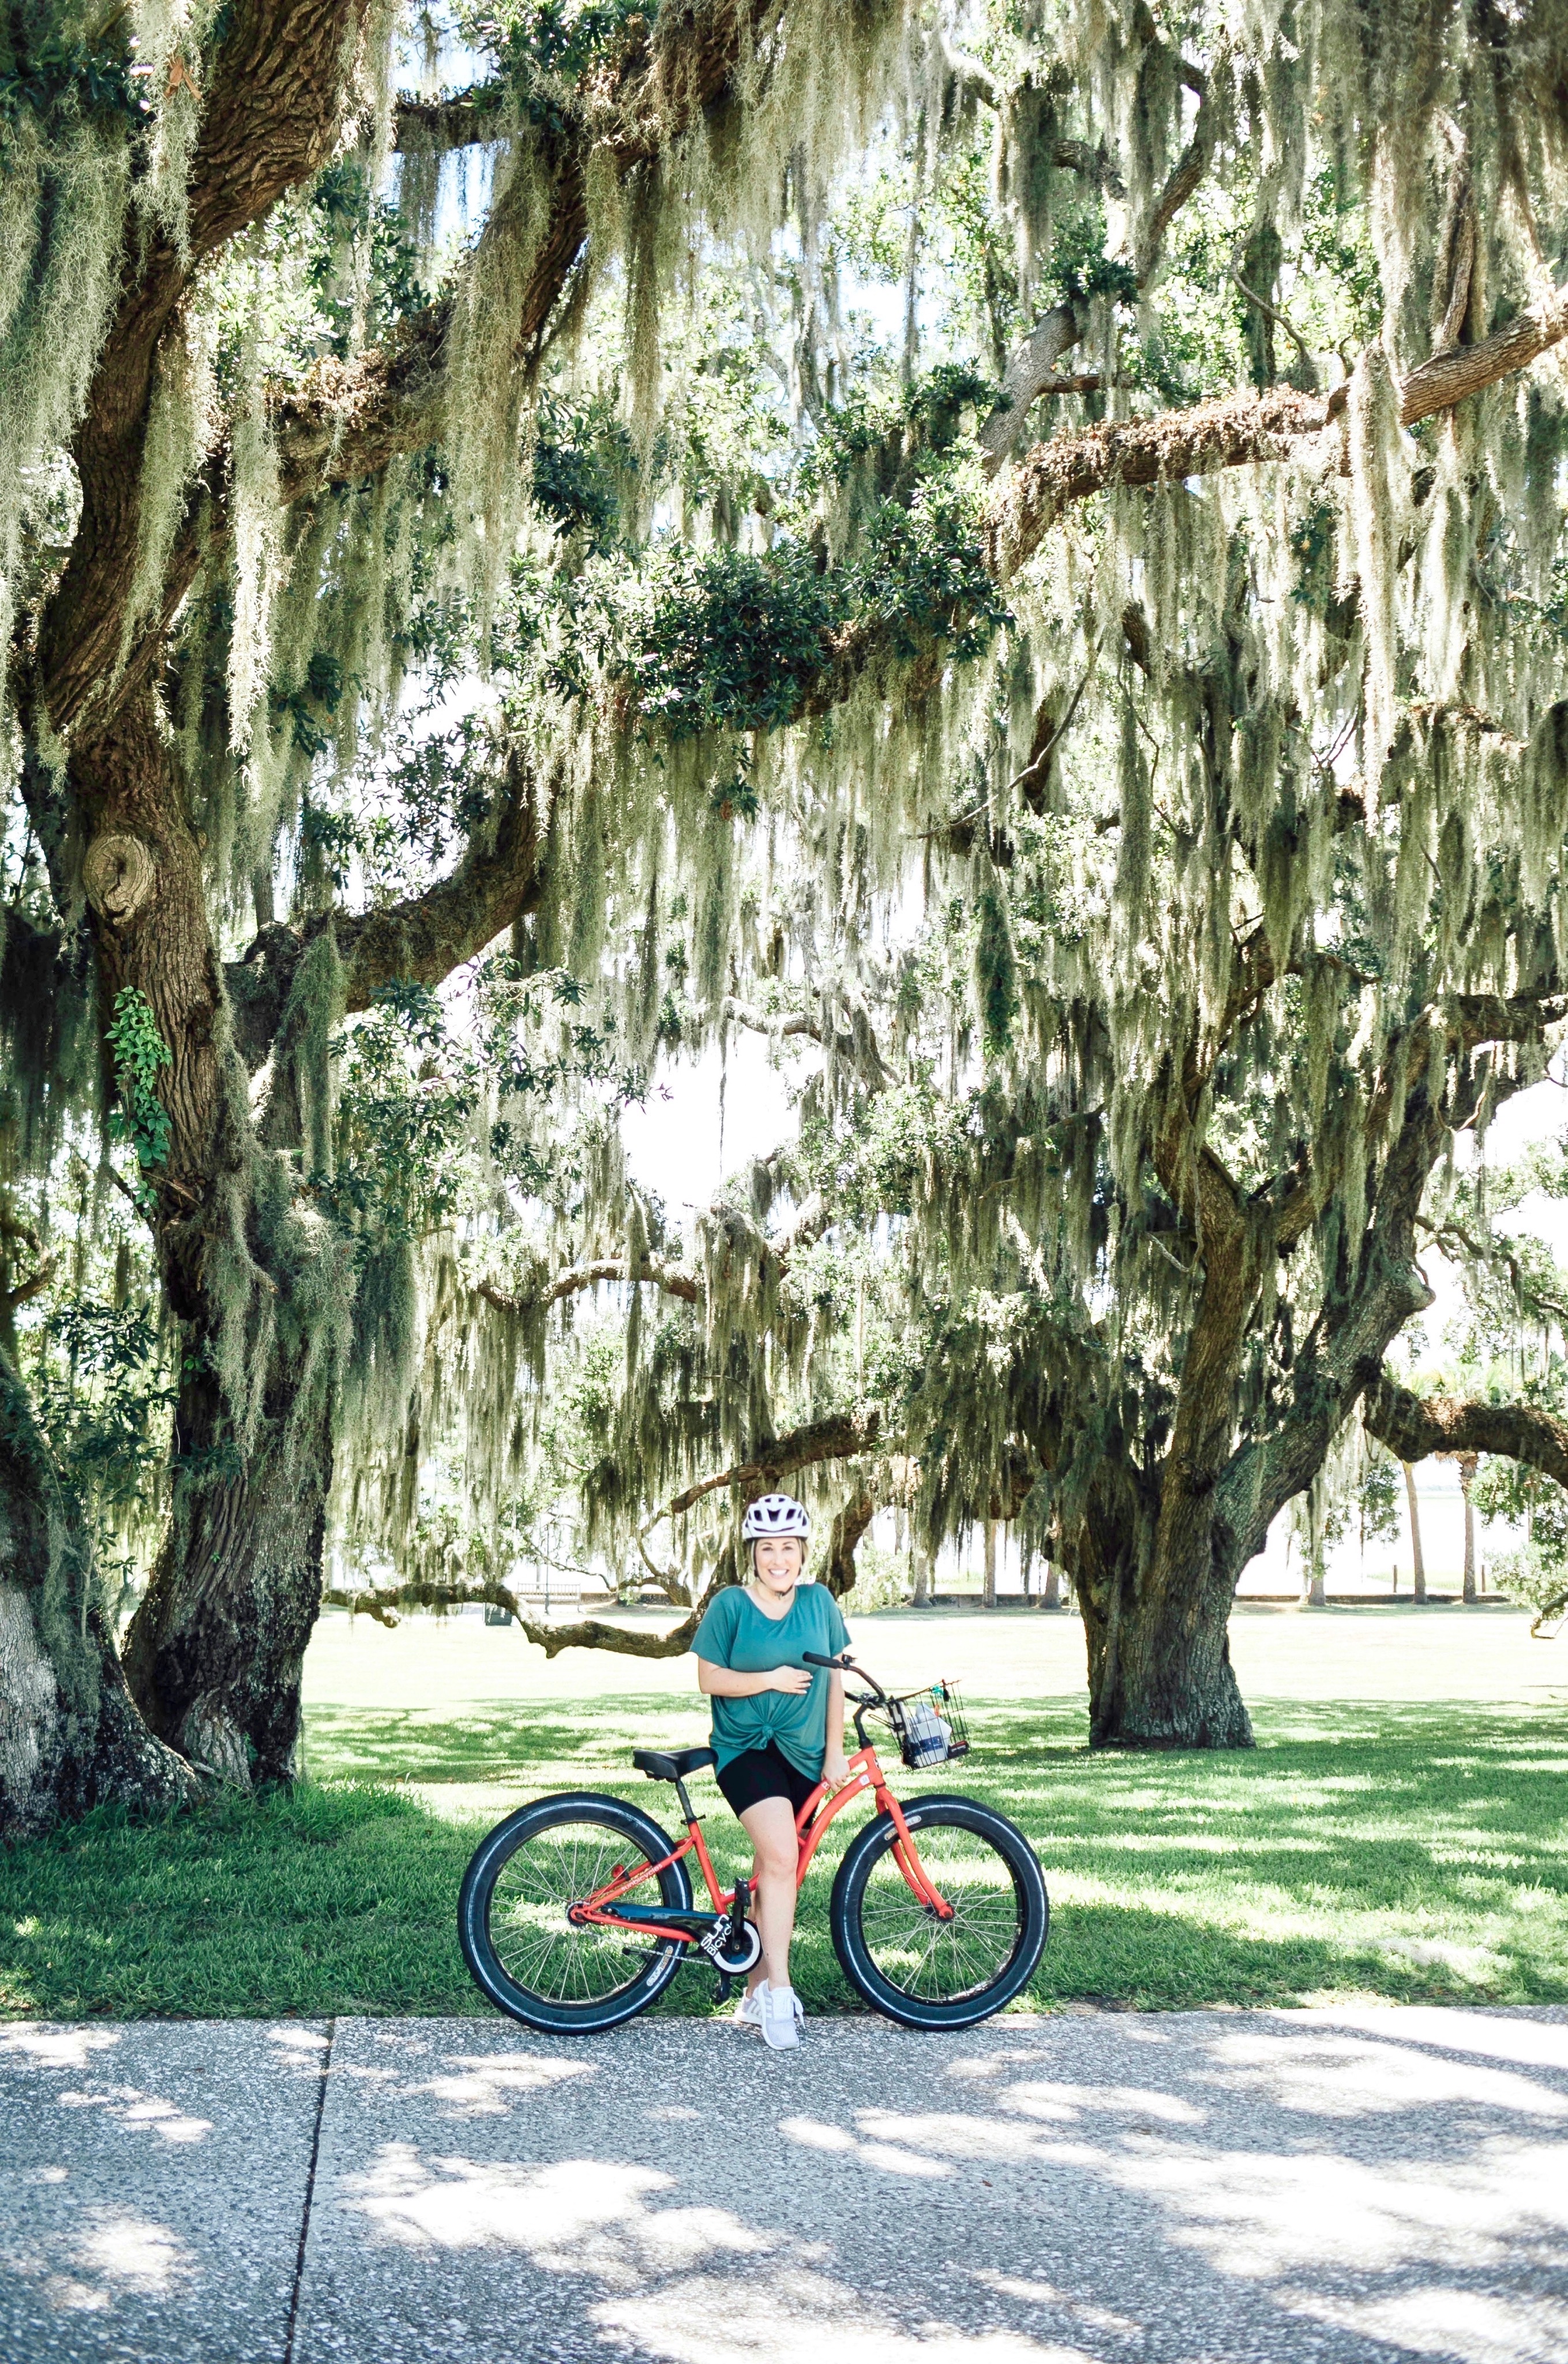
[793,1772,956,1923]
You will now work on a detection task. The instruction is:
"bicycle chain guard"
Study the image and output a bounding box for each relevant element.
[698,1918,762,1976]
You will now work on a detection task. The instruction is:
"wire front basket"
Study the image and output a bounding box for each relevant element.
[884,1681,970,1770]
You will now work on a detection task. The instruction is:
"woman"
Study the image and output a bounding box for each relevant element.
[691,1494,850,2051]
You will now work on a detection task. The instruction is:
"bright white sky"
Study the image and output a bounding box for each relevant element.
[621,1033,800,1212]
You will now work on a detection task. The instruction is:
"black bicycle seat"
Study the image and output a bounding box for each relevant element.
[632,1746,717,1781]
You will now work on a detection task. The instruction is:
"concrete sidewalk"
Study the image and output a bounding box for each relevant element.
[5,2005,1566,2364]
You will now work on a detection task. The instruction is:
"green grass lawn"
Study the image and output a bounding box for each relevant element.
[3,1632,1566,2019]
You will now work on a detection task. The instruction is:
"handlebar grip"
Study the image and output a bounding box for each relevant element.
[801,1649,851,1669]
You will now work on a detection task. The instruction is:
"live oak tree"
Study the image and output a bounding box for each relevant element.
[9,0,1568,1830]
[416,0,1568,1750]
[5,0,914,1823]
[466,0,1568,1748]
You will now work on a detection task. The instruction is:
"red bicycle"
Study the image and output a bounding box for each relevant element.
[457,1650,1049,2033]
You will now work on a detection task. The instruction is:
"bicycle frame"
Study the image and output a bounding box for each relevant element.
[572,1734,954,1949]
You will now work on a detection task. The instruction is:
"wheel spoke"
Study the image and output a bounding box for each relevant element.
[487,1818,670,2005]
[857,1822,1026,2003]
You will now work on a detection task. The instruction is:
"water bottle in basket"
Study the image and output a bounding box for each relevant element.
[891,1680,970,1768]
[902,1693,948,1768]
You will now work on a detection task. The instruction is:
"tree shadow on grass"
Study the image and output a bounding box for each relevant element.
[974,1693,1568,2008]
[303,1694,710,1787]
[3,1693,1562,2020]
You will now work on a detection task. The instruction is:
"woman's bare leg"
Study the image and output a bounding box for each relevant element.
[738,1795,800,1992]
[741,1849,765,1999]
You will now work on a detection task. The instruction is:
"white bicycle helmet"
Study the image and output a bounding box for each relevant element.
[741,1493,810,1541]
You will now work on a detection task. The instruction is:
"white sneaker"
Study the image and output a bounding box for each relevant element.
[734,1984,765,2029]
[759,1982,802,2050]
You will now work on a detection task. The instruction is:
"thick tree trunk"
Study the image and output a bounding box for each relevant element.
[1081,1554,1254,1750]
[1067,1110,1262,1750]
[0,1352,197,1838]
[1403,1462,1428,1601]
[122,1349,336,1785]
[1060,1065,1440,1748]
[77,699,344,1788]
[1041,1559,1062,1609]
[982,1519,998,1608]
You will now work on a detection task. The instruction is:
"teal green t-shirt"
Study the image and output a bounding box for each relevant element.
[691,1583,851,1776]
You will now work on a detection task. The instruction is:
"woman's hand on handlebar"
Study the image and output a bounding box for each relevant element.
[803,1646,886,1706]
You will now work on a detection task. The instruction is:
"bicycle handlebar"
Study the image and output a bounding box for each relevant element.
[801,1650,889,1714]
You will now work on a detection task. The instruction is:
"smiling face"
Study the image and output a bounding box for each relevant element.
[751,1534,805,1594]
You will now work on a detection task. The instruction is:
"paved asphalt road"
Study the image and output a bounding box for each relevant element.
[3,2005,1566,2364]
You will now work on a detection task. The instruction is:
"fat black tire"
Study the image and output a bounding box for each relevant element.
[458,1791,692,2033]
[829,1795,1048,2031]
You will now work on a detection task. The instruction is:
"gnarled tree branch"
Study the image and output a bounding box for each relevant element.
[322,1577,700,1658]
[1135,58,1214,282]
[474,1180,827,1350]
[225,745,549,1063]
[722,996,893,1090]
[978,51,1211,472]
[647,1408,886,1532]
[977,302,1087,471]
[37,0,374,738]
[392,86,509,152]
[274,0,793,505]
[1363,1372,1568,1491]
[477,1256,701,1314]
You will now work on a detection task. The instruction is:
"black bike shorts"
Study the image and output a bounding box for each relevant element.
[715,1743,819,1819]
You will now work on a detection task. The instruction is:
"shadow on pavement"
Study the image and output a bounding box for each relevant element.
[7,2005,1566,2361]
[293,2005,1568,2364]
[2,2019,329,2362]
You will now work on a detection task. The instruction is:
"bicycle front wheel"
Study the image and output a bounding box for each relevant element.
[830,1795,1048,2030]
[458,1791,692,2033]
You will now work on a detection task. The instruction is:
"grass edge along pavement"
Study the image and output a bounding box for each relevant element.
[3,1667,1566,2021]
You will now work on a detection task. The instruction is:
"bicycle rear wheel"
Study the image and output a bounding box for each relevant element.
[458,1791,692,2033]
[830,1795,1048,2030]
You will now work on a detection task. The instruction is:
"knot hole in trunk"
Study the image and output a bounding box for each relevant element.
[82,832,156,925]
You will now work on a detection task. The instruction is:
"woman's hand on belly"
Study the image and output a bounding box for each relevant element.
[697,1659,811,1698]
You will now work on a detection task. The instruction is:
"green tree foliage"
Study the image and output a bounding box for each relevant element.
[11,0,1568,1810]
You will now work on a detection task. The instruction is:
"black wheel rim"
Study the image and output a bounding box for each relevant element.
[858,1822,1027,2004]
[486,1819,667,2006]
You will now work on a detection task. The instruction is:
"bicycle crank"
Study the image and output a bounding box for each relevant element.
[698,1918,762,1976]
